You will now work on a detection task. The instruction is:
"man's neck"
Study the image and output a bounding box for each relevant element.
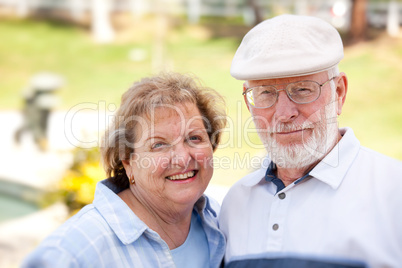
[275,131,343,187]
[276,162,317,187]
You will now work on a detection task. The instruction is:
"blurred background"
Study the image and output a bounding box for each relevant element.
[0,0,401,266]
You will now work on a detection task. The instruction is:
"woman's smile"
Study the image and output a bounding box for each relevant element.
[165,170,198,182]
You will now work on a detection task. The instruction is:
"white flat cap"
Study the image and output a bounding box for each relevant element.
[230,14,344,80]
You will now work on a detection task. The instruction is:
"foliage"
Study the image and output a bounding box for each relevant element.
[56,147,104,213]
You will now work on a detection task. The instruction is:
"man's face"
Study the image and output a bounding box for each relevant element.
[247,71,343,169]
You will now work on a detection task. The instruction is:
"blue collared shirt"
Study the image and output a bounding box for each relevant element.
[22,180,225,268]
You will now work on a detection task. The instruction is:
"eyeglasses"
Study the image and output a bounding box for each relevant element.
[242,77,336,109]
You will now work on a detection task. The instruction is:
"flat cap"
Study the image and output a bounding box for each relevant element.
[230,14,344,80]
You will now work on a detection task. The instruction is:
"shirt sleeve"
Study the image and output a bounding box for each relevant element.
[21,246,79,268]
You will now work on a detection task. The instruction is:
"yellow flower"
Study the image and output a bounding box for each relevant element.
[59,148,106,210]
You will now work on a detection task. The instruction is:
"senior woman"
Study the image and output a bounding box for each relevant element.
[23,72,227,268]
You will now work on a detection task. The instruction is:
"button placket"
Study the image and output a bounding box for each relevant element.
[266,190,291,251]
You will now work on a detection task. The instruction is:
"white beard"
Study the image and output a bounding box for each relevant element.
[255,101,339,169]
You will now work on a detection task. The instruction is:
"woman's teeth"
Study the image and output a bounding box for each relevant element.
[166,171,195,181]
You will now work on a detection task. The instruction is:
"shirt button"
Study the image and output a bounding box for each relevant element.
[272,224,279,231]
[278,193,286,199]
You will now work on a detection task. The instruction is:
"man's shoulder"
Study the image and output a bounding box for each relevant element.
[360,146,401,163]
[231,167,265,188]
[346,144,402,197]
[221,168,266,209]
[342,127,402,170]
[356,145,402,173]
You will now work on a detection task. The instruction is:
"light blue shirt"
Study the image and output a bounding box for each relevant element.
[22,180,225,268]
[171,211,210,268]
[219,128,402,268]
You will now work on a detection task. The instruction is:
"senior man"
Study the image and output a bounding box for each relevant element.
[219,14,402,268]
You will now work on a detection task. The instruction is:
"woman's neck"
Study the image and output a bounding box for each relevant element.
[118,188,193,249]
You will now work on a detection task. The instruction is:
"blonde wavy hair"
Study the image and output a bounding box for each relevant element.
[100,72,227,188]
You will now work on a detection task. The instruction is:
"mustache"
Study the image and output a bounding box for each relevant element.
[268,122,316,134]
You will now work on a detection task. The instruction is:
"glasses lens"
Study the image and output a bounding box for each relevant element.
[247,86,277,108]
[287,81,320,104]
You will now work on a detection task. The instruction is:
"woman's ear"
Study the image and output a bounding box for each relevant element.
[335,73,348,116]
[122,160,131,172]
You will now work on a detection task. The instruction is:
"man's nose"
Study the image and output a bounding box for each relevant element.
[274,90,299,123]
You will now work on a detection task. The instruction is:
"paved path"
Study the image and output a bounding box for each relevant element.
[0,110,229,267]
[0,111,72,267]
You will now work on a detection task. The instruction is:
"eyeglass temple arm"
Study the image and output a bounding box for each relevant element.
[242,83,250,111]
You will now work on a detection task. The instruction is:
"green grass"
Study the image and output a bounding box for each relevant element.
[339,39,402,161]
[1,17,401,186]
[0,19,153,108]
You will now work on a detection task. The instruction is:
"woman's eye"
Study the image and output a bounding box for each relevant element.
[187,136,203,144]
[152,142,166,149]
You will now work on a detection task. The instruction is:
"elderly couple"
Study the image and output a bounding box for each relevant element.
[23,15,402,268]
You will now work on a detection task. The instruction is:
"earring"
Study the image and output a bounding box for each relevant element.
[130,175,135,184]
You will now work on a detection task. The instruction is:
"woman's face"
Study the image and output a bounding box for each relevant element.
[125,102,214,211]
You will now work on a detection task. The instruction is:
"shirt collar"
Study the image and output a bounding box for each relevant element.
[194,194,218,218]
[309,127,360,189]
[265,162,286,193]
[93,180,147,245]
[265,161,277,180]
[241,155,271,187]
[93,179,219,245]
[265,161,313,193]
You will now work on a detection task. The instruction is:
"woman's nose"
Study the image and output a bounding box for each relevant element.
[171,144,192,167]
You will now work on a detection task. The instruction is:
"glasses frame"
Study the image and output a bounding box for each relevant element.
[242,76,337,109]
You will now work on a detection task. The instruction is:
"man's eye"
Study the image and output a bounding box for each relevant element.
[257,86,275,94]
[294,87,313,94]
[255,89,275,98]
[261,90,275,95]
[297,87,311,91]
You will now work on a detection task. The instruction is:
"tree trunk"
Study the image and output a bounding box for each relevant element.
[387,0,400,37]
[246,0,263,25]
[91,0,115,43]
[350,0,368,42]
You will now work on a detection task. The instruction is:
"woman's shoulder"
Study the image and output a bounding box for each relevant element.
[194,194,221,218]
[22,204,115,267]
[41,204,111,247]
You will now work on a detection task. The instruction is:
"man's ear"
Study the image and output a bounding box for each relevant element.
[243,82,250,112]
[335,73,348,116]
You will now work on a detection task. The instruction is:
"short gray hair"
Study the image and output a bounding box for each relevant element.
[327,65,340,93]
